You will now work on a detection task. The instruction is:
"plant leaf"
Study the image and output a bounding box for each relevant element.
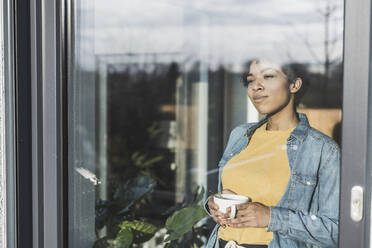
[93,237,110,248]
[141,156,163,168]
[131,152,139,160]
[165,205,207,242]
[112,227,133,248]
[147,122,161,138]
[192,186,205,206]
[119,220,158,243]
[120,220,157,234]
[135,154,146,166]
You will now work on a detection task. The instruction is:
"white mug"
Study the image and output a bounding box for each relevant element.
[213,193,250,219]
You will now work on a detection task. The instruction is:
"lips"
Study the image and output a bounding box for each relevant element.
[253,95,268,103]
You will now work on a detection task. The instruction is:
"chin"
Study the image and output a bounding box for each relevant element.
[255,101,290,116]
[254,106,272,115]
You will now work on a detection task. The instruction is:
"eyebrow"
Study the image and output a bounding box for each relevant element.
[247,67,277,77]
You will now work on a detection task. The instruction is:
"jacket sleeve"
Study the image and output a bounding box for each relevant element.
[267,144,340,247]
[203,125,248,217]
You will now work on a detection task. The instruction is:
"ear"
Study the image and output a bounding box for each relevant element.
[289,78,302,94]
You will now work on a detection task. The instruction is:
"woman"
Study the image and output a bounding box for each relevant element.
[205,60,340,248]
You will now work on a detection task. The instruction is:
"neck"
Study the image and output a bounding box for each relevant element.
[266,106,299,131]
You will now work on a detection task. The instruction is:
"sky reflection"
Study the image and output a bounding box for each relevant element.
[90,0,343,70]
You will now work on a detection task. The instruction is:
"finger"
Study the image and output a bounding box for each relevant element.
[227,222,259,229]
[211,207,230,219]
[215,211,230,219]
[210,209,219,216]
[208,201,219,211]
[209,208,219,217]
[236,202,253,211]
[214,218,226,228]
[227,216,259,228]
[212,216,228,228]
[235,208,255,218]
[225,215,255,225]
[228,221,256,228]
[207,203,216,211]
[235,212,253,219]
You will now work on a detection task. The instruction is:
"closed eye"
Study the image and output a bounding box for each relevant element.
[264,74,275,79]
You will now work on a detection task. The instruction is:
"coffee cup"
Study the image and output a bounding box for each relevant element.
[213,193,250,219]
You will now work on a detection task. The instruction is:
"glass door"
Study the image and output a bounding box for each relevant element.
[66,0,345,247]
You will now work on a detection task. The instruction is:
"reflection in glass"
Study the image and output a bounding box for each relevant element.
[68,0,343,247]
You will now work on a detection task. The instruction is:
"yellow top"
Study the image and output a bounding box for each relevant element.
[218,123,295,245]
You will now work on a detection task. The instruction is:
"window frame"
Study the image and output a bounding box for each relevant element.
[16,0,67,247]
[339,0,372,247]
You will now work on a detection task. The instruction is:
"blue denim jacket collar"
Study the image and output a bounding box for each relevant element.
[245,113,310,143]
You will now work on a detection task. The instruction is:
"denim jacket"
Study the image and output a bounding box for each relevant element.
[205,113,340,248]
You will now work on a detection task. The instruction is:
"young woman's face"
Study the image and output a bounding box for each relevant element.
[246,61,293,115]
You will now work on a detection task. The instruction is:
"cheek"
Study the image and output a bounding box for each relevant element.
[271,90,289,104]
[267,83,290,102]
[258,85,290,113]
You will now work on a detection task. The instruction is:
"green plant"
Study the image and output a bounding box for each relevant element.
[112,220,158,248]
[163,187,209,248]
[94,185,209,248]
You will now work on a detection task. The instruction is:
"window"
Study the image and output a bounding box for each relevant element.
[67,0,343,247]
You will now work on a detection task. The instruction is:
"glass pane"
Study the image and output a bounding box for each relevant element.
[68,0,344,247]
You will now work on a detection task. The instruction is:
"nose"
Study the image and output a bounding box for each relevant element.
[250,78,264,91]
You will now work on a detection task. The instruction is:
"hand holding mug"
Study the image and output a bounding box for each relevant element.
[224,202,271,228]
[207,189,237,227]
[214,193,250,219]
[208,189,251,227]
